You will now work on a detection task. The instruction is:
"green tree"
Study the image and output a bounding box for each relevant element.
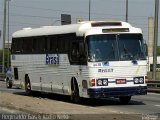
[0,49,11,68]
[157,46,160,56]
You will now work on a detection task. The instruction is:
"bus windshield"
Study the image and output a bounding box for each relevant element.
[87,34,146,62]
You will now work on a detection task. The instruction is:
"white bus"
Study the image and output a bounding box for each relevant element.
[10,21,147,103]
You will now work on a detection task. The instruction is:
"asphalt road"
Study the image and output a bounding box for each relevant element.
[0,80,24,94]
[0,80,160,116]
[97,93,160,114]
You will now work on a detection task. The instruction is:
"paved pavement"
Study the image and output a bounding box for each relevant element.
[0,80,160,115]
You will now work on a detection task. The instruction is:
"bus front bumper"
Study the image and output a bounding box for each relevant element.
[87,86,147,98]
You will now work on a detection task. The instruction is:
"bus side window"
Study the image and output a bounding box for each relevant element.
[50,36,58,53]
[79,41,87,65]
[32,38,37,53]
[40,37,46,52]
[71,42,79,61]
[11,38,23,54]
[70,41,87,65]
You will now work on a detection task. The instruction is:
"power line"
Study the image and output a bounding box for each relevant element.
[0,9,159,21]
[10,21,43,26]
[10,4,87,15]
[0,23,36,27]
[0,11,158,27]
[10,13,56,20]
[10,4,152,19]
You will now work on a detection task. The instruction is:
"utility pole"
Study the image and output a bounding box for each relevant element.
[126,0,128,22]
[89,0,91,21]
[148,17,154,72]
[2,0,7,74]
[7,0,10,68]
[153,0,159,80]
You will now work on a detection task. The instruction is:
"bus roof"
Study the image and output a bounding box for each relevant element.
[12,21,142,38]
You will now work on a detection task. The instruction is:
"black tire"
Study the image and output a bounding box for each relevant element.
[6,78,12,88]
[25,76,32,95]
[71,80,80,103]
[119,96,131,104]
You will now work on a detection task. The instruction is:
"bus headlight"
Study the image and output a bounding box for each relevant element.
[139,78,144,83]
[134,78,139,84]
[97,80,103,86]
[97,79,108,86]
[134,77,144,84]
[103,79,108,86]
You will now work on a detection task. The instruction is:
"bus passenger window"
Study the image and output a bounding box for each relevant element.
[71,43,79,61]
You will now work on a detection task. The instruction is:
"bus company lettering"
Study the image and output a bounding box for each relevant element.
[98,68,113,73]
[46,54,59,65]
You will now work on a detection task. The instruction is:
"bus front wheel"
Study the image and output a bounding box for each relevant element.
[25,76,32,95]
[71,79,80,103]
[119,96,131,104]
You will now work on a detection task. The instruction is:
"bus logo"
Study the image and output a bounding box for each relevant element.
[98,68,113,73]
[46,54,59,65]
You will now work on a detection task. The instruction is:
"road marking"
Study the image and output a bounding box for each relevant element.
[154,105,160,107]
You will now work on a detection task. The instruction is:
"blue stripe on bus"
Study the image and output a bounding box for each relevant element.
[87,86,147,98]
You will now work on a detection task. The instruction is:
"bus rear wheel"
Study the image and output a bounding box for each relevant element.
[119,96,131,104]
[25,76,32,95]
[6,78,12,88]
[71,80,80,103]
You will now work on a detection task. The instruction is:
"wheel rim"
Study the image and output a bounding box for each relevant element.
[27,82,31,91]
[74,89,79,102]
[72,84,79,103]
[6,79,10,87]
[6,80,9,87]
[25,80,31,94]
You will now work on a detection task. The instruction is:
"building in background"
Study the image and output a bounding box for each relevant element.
[147,17,160,72]
[148,17,154,57]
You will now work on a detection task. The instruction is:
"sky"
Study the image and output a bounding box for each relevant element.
[0,0,160,49]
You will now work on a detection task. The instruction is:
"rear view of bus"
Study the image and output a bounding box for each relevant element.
[85,22,147,104]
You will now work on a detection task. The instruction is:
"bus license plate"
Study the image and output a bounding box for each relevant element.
[116,79,126,84]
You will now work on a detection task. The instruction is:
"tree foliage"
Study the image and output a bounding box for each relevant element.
[0,49,11,68]
[157,46,160,56]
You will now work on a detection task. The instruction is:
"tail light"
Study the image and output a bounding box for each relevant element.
[90,79,95,87]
